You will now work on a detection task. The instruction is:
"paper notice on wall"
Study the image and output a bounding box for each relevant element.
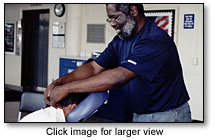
[52,22,65,48]
[52,35,65,48]
[53,22,65,34]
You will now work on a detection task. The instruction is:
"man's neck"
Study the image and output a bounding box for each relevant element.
[135,16,146,34]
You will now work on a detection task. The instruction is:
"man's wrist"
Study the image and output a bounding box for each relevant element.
[52,79,62,86]
[62,84,71,95]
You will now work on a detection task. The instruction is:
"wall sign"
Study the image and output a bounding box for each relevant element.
[52,22,65,48]
[184,14,195,29]
[5,22,16,54]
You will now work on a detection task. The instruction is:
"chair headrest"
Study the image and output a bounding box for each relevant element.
[65,91,109,122]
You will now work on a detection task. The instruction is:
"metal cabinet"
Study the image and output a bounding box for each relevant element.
[59,58,87,77]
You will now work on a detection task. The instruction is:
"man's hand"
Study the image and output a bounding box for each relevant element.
[44,61,104,106]
[49,85,69,108]
[44,81,59,105]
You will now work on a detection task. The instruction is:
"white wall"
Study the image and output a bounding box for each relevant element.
[177,4,203,121]
[81,4,115,53]
[5,4,22,87]
[5,4,203,121]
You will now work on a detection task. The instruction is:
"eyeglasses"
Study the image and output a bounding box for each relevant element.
[106,15,121,24]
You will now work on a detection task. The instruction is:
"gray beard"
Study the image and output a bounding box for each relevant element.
[118,17,136,40]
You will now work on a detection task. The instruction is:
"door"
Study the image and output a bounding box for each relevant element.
[21,10,49,92]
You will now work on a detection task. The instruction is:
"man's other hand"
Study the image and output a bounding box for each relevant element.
[49,85,69,108]
[44,81,59,105]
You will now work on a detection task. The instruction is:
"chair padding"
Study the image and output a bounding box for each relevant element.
[19,92,46,112]
[66,92,109,122]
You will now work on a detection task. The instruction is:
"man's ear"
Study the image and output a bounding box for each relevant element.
[130,5,138,17]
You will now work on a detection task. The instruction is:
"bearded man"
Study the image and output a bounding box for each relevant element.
[44,4,191,122]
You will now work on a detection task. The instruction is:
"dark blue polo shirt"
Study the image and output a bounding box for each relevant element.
[95,19,190,114]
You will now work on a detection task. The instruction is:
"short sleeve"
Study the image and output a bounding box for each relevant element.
[120,39,169,81]
[95,40,118,69]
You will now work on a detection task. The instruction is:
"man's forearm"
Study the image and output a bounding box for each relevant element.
[56,61,104,85]
[49,66,136,106]
[62,66,137,94]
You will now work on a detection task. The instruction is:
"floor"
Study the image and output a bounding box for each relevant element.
[5,101,20,122]
[4,88,22,122]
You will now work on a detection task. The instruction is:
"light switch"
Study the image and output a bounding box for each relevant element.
[192,57,198,66]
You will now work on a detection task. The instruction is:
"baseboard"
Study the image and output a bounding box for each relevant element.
[5,84,23,92]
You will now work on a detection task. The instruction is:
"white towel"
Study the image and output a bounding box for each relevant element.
[19,106,66,122]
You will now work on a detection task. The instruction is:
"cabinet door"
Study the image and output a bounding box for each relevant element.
[59,58,86,77]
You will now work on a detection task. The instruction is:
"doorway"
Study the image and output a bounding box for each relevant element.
[21,9,49,92]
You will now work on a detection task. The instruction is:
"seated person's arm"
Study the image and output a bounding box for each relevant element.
[49,66,137,107]
[44,61,104,105]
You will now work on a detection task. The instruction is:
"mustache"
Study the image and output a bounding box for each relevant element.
[113,25,121,30]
